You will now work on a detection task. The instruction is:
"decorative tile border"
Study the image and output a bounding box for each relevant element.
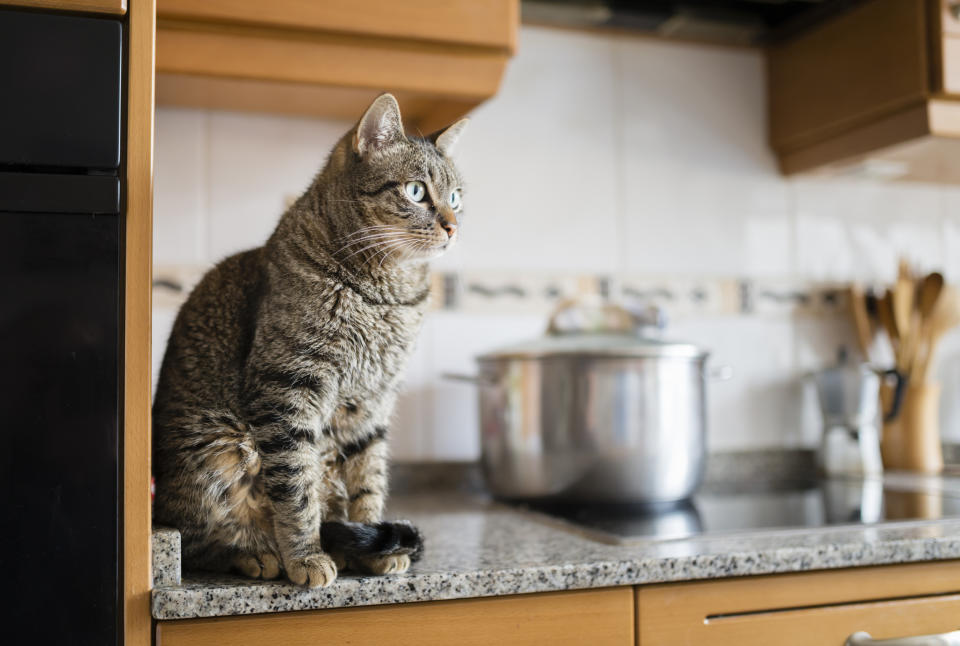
[153,264,851,319]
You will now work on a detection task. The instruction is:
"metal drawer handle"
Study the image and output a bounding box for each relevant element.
[846,630,960,646]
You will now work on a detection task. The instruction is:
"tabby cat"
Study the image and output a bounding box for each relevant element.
[152,94,467,587]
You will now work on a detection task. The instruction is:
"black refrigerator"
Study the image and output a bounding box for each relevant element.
[0,7,123,645]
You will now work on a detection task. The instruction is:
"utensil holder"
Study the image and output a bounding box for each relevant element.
[880,381,943,473]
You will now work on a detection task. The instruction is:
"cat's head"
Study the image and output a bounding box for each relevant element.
[330,94,467,265]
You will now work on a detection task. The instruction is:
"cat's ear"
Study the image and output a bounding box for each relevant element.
[353,93,405,156]
[429,118,469,156]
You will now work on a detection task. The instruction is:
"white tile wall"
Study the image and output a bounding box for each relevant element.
[437,28,620,274]
[154,109,206,265]
[792,178,947,282]
[153,26,960,460]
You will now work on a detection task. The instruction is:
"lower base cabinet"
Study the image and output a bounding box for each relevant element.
[637,560,960,645]
[155,587,635,646]
[156,561,960,645]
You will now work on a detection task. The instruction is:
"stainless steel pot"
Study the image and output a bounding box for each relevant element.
[452,302,718,505]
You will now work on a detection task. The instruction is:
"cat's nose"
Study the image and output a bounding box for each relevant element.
[438,214,458,238]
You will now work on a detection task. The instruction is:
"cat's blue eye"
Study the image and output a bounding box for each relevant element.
[404,181,426,202]
[449,189,462,210]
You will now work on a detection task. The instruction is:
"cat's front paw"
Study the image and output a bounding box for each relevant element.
[355,553,411,575]
[284,551,338,588]
[233,553,282,580]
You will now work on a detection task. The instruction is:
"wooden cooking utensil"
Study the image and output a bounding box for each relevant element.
[910,272,944,382]
[847,283,872,360]
[892,273,916,371]
[919,285,960,381]
[876,290,900,368]
[898,257,912,282]
[918,272,945,318]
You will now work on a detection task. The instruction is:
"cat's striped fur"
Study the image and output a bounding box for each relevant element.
[152,95,466,587]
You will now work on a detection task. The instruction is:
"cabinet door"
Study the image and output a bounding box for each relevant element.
[637,561,960,645]
[0,8,122,169]
[0,210,120,645]
[156,588,635,646]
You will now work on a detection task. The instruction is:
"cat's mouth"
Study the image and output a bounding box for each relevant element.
[409,238,453,261]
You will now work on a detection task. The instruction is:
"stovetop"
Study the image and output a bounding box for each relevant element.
[519,478,960,544]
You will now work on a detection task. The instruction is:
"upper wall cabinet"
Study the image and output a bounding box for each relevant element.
[155,0,518,131]
[768,0,960,183]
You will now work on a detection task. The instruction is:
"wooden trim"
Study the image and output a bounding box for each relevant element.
[155,22,507,101]
[155,74,482,133]
[156,0,517,53]
[156,588,635,646]
[123,0,155,644]
[638,560,960,645]
[777,103,933,174]
[0,0,126,14]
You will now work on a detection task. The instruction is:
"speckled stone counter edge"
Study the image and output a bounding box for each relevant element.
[152,526,181,587]
[147,451,819,588]
[152,532,960,620]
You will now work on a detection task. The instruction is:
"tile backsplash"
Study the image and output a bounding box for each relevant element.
[152,26,960,460]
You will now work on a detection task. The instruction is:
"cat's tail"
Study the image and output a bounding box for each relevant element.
[320,520,424,562]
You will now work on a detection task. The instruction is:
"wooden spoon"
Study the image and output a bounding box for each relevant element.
[918,272,945,319]
[847,283,873,360]
[911,272,945,381]
[876,289,900,367]
[920,285,960,382]
[892,274,916,372]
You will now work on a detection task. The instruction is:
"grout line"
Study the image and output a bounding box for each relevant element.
[200,110,212,264]
[938,183,952,282]
[611,36,629,285]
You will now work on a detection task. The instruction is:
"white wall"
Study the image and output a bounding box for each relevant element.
[153,26,960,460]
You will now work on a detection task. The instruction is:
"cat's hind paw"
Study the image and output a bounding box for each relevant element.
[233,553,281,580]
[285,552,338,588]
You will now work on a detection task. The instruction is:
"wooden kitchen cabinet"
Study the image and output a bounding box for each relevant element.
[0,1,154,645]
[155,587,635,646]
[767,0,960,182]
[636,560,960,645]
[154,0,518,132]
[154,562,960,644]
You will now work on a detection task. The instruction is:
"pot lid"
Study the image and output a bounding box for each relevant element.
[478,332,707,361]
[478,300,708,361]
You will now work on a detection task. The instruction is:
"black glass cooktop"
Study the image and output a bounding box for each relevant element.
[519,479,960,544]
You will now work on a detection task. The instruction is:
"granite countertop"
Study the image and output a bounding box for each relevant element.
[152,470,960,620]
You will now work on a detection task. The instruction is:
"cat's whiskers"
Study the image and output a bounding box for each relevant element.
[335,228,396,247]
[339,240,394,262]
[339,231,400,244]
[338,224,395,241]
[334,234,405,260]
[338,232,414,262]
[378,236,424,268]
[376,240,407,268]
[364,238,409,269]
[334,233,400,255]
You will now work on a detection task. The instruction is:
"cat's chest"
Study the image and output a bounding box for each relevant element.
[331,297,425,391]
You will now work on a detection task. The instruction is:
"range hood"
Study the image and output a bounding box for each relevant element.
[522,0,860,46]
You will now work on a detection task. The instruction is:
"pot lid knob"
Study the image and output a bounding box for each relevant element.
[546,298,666,336]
